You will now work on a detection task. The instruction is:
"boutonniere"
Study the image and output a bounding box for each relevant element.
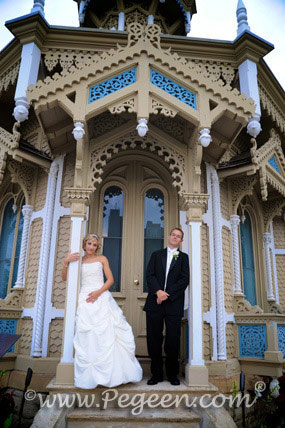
[173,251,179,260]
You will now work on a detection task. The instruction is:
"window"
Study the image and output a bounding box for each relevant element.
[0,198,24,299]
[240,209,257,306]
[143,188,164,291]
[101,186,124,292]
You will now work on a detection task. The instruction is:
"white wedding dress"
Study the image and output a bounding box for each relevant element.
[73,261,143,389]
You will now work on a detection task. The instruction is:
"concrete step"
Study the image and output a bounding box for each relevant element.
[67,407,201,428]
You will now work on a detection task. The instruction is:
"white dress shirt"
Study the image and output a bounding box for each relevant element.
[164,247,178,290]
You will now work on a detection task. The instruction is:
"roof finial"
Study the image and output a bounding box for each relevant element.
[236,0,250,36]
[31,0,45,16]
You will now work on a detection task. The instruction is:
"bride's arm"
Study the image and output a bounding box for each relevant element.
[86,256,114,303]
[61,251,80,281]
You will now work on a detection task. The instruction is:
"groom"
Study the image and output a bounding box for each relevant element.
[143,228,189,386]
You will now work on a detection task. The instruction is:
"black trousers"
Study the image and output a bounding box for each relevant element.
[146,308,182,379]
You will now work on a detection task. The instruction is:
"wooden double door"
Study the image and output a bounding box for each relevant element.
[91,155,178,355]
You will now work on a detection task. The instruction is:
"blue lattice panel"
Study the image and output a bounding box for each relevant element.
[150,69,197,110]
[277,325,285,358]
[268,156,281,175]
[238,324,267,358]
[0,319,17,353]
[89,68,137,103]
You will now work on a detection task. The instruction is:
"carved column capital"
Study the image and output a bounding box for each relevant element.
[179,192,210,222]
[262,232,272,246]
[230,214,240,228]
[65,187,93,217]
[22,204,34,218]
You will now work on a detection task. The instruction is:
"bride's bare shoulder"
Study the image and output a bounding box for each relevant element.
[97,255,108,264]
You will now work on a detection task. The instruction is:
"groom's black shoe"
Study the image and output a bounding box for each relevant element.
[168,377,180,386]
[147,376,163,385]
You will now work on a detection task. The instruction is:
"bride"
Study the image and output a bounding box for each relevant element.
[62,233,143,389]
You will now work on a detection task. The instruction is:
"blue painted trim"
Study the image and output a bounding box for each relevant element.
[175,0,188,23]
[88,68,136,104]
[238,324,267,358]
[150,69,196,109]
[268,156,281,175]
[277,324,285,358]
[0,319,17,353]
[82,0,92,13]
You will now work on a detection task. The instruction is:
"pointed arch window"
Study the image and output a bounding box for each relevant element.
[240,209,257,306]
[0,198,24,299]
[101,186,124,292]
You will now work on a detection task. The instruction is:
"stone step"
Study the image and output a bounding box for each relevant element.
[67,407,201,428]
[48,377,218,406]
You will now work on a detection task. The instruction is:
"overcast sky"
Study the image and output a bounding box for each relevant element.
[0,0,284,90]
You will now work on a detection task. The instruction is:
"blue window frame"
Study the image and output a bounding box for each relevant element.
[0,198,24,299]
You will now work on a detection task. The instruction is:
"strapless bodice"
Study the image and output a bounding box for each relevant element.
[80,262,104,291]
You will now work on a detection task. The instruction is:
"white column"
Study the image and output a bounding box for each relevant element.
[147,15,154,25]
[239,60,261,120]
[118,12,125,30]
[32,161,59,356]
[211,171,227,360]
[184,220,208,386]
[263,233,275,302]
[230,214,244,296]
[13,43,41,123]
[60,216,84,363]
[14,205,34,289]
[190,221,204,365]
[270,222,280,305]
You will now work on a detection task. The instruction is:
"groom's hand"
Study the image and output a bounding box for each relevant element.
[156,290,169,304]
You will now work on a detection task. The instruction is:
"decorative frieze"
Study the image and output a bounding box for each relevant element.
[191,59,236,86]
[234,295,263,314]
[238,324,267,358]
[28,23,255,124]
[277,325,285,358]
[89,68,137,104]
[262,198,285,232]
[150,68,197,110]
[0,289,24,309]
[89,130,186,194]
[7,159,35,205]
[108,97,136,115]
[259,84,285,134]
[230,175,257,213]
[150,97,178,118]
[0,61,20,94]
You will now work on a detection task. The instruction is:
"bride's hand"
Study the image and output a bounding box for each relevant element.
[64,250,80,266]
[86,290,101,303]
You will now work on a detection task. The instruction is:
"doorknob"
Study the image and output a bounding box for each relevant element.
[133,279,139,285]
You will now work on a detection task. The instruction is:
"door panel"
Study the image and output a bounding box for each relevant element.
[92,156,178,355]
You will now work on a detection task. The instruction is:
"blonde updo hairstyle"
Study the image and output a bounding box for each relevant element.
[82,233,102,254]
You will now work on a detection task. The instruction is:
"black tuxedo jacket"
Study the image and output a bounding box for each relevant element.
[143,248,190,317]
